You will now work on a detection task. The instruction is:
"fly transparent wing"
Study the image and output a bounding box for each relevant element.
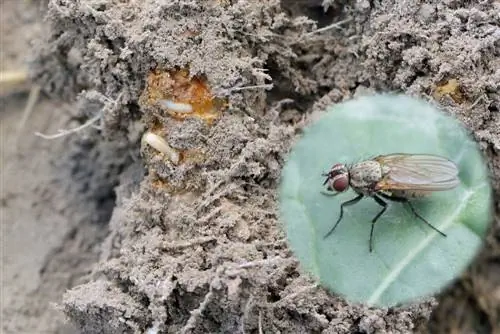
[374,154,460,191]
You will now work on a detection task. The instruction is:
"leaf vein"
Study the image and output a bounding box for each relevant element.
[366,188,475,305]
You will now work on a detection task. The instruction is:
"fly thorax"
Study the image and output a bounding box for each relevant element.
[349,161,383,191]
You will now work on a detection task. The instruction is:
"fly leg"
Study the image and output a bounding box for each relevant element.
[371,195,388,253]
[379,193,447,237]
[406,200,447,237]
[324,194,363,239]
[320,190,341,197]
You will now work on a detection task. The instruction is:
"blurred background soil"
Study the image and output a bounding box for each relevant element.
[1,0,498,333]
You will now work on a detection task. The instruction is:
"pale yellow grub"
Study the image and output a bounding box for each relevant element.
[142,131,180,165]
[158,99,193,113]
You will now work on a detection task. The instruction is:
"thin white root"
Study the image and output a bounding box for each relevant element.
[226,84,274,92]
[161,236,215,250]
[16,85,41,141]
[240,296,254,333]
[305,18,352,36]
[259,310,263,334]
[180,278,218,334]
[275,284,318,306]
[468,94,485,110]
[237,256,289,269]
[142,131,180,165]
[214,83,274,96]
[251,68,273,82]
[158,99,193,113]
[224,256,296,278]
[34,112,102,140]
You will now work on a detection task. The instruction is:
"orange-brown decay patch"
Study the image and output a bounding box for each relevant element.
[140,69,224,188]
[433,79,465,104]
[180,29,201,38]
[140,69,226,125]
[150,175,184,194]
[179,149,207,165]
[151,177,170,190]
[149,119,164,133]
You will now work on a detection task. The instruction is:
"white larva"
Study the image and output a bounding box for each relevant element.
[158,99,193,113]
[142,131,180,165]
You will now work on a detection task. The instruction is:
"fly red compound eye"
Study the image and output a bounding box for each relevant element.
[332,175,349,192]
[323,163,350,190]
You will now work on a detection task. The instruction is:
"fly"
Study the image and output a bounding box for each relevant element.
[321,153,460,252]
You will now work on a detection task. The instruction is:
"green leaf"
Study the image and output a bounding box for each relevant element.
[279,94,493,307]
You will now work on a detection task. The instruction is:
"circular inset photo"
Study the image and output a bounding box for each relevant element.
[279,94,493,307]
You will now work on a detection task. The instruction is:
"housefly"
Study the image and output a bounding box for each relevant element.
[321,153,460,252]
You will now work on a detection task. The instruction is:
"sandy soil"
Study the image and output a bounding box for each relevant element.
[1,0,499,333]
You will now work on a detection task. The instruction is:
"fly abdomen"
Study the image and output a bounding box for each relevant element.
[389,189,431,198]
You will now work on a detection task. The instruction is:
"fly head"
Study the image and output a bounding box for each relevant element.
[323,163,350,192]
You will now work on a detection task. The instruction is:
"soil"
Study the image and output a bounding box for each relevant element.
[1,0,498,333]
